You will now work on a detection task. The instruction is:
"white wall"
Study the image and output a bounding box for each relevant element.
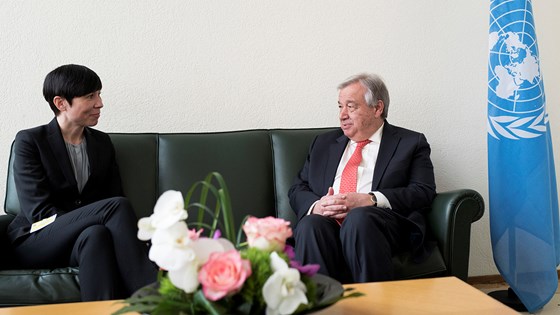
[1,1,558,277]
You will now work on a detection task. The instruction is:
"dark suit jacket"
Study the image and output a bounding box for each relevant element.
[288,121,436,254]
[7,118,123,242]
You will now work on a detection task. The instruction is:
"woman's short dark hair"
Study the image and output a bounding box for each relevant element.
[43,64,102,115]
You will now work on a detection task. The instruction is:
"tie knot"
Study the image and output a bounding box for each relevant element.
[356,140,371,149]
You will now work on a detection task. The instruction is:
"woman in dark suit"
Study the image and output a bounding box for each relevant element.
[7,64,156,301]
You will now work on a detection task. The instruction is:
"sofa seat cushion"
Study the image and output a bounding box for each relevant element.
[0,268,80,306]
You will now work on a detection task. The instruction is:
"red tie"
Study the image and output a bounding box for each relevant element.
[337,140,371,224]
[339,140,371,194]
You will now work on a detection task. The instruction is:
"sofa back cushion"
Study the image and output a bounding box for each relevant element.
[158,131,275,229]
[4,128,337,230]
[110,134,159,219]
[270,128,336,228]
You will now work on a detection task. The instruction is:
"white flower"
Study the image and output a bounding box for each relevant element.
[149,221,195,271]
[191,237,236,262]
[148,220,236,293]
[263,252,308,315]
[137,190,188,241]
[169,237,235,293]
[137,189,238,294]
[168,263,200,293]
[137,216,156,241]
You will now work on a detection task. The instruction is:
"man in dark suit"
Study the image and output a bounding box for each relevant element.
[7,64,156,301]
[289,73,436,283]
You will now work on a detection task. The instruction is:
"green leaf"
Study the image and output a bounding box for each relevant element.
[235,216,251,248]
[340,290,366,300]
[193,290,229,315]
[210,172,235,241]
[112,295,161,315]
[112,303,157,315]
[183,172,237,244]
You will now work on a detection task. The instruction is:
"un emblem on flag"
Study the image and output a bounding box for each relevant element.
[487,1,547,140]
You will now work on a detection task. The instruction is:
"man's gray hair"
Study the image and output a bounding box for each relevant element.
[338,73,390,119]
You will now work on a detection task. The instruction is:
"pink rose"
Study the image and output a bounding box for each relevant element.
[198,250,252,301]
[242,216,293,252]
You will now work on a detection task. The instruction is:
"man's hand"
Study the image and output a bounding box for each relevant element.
[312,189,376,220]
[312,187,348,219]
[341,192,376,210]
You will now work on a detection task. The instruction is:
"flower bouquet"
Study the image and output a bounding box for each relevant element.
[114,172,362,315]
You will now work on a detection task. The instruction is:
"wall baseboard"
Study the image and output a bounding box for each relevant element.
[467,270,560,285]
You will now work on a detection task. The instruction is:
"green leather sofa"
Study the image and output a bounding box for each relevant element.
[0,128,485,306]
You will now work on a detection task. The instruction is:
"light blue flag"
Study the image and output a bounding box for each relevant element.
[488,0,560,312]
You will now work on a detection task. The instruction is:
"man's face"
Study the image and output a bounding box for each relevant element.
[338,82,383,141]
[62,90,103,127]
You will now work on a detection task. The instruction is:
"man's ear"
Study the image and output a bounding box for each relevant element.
[374,100,385,118]
[53,96,66,112]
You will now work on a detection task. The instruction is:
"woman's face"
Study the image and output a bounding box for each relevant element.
[61,90,103,127]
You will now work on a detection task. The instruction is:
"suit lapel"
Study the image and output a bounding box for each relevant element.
[324,134,348,193]
[372,122,400,190]
[46,118,77,187]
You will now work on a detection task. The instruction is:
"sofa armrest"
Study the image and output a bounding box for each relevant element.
[426,189,485,280]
